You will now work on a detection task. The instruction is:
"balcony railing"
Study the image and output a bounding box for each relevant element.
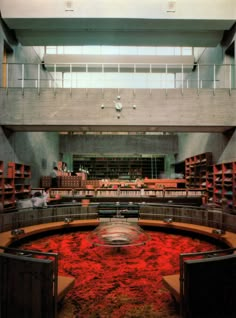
[1,62,235,94]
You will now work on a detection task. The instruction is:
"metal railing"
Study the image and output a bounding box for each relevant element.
[1,62,235,95]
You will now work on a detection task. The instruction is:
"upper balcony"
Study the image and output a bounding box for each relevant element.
[0,62,236,133]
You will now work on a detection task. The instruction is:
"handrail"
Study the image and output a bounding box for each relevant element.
[2,62,235,66]
[1,62,235,92]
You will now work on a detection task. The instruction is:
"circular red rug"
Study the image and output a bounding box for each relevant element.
[20,229,219,317]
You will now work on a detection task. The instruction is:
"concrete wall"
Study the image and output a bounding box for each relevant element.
[218,132,236,163]
[8,131,60,187]
[1,88,235,128]
[180,44,234,89]
[177,34,236,164]
[0,23,60,186]
[0,128,60,186]
[177,132,229,164]
[60,134,178,154]
[60,134,178,177]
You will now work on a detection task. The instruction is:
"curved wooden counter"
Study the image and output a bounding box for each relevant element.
[1,218,236,249]
[138,219,236,248]
[0,219,99,248]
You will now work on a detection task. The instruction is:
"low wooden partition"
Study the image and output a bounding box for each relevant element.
[0,252,55,318]
[0,246,76,318]
[182,252,236,318]
[0,220,99,318]
[137,220,236,318]
[162,248,236,318]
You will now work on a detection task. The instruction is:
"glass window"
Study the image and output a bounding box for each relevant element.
[57,46,64,54]
[119,46,138,55]
[174,47,181,55]
[138,47,156,55]
[182,47,192,55]
[81,46,101,55]
[64,46,81,54]
[46,46,57,54]
[61,72,175,89]
[45,45,193,56]
[101,46,119,55]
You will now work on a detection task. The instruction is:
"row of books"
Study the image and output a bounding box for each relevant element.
[50,189,204,198]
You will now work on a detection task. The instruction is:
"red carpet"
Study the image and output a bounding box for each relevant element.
[20,228,219,317]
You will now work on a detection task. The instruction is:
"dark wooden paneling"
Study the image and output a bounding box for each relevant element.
[0,253,54,318]
[184,254,236,318]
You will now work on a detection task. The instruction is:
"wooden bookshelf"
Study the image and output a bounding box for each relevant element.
[233,162,236,209]
[0,161,32,212]
[143,178,186,189]
[7,162,32,202]
[212,161,235,208]
[206,165,214,199]
[7,162,24,178]
[41,176,52,188]
[2,177,15,211]
[73,156,165,179]
[96,188,119,197]
[23,164,31,179]
[0,161,3,178]
[49,187,205,201]
[50,188,74,199]
[185,153,212,189]
[0,161,3,211]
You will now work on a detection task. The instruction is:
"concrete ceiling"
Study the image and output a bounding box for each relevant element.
[1,17,234,47]
[1,0,235,47]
